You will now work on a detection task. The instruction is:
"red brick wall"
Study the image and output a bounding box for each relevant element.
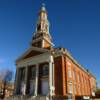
[54,54,93,97]
[65,55,91,96]
[54,56,63,95]
[89,75,97,96]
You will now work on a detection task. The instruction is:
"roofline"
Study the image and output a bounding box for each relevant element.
[53,47,96,78]
[65,50,96,79]
[16,46,50,63]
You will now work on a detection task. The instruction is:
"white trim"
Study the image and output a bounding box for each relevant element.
[35,64,39,96]
[42,39,44,47]
[24,67,28,94]
[49,55,54,96]
[44,37,54,46]
[67,62,71,66]
[15,68,19,94]
[54,48,92,76]
[16,52,51,68]
[16,47,50,63]
[52,62,55,95]
[31,36,54,46]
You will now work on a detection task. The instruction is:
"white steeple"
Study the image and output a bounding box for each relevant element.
[31,3,53,49]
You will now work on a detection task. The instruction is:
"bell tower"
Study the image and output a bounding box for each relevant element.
[31,4,53,49]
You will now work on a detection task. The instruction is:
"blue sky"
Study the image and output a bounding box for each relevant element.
[0,0,100,87]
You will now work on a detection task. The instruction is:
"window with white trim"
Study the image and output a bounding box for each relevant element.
[68,67,72,78]
[68,83,73,94]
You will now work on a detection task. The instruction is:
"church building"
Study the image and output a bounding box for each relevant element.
[15,4,97,99]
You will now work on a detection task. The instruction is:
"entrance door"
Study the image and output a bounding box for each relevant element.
[41,79,49,95]
[29,80,35,95]
[21,81,26,95]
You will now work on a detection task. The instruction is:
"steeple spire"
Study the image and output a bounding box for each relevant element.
[31,3,54,49]
[41,3,46,11]
[36,3,48,33]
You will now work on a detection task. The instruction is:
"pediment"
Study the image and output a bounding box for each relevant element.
[16,47,50,62]
[23,50,43,59]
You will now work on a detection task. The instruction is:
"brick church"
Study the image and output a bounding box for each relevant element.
[15,4,97,99]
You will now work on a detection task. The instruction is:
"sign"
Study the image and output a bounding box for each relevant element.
[83,96,90,99]
[50,86,55,90]
[92,91,95,96]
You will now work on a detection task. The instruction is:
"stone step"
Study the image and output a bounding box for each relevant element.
[7,95,49,100]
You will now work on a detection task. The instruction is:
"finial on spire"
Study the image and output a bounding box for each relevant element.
[42,0,45,6]
[42,3,45,7]
[41,2,46,11]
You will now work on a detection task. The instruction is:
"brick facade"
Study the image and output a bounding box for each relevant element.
[53,48,96,98]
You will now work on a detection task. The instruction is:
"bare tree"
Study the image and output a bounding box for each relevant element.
[0,69,13,98]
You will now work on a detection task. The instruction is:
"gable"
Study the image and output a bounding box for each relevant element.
[16,47,50,63]
[23,50,43,59]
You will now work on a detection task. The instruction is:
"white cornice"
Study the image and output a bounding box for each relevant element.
[16,52,52,68]
[31,36,54,46]
[16,47,51,63]
[53,48,95,76]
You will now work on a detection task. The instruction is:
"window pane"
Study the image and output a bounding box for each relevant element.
[42,64,49,76]
[68,70,72,78]
[68,66,72,78]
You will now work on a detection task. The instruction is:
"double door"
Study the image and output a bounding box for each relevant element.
[29,80,35,95]
[41,79,49,96]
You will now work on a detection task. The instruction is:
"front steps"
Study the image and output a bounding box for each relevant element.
[7,95,49,100]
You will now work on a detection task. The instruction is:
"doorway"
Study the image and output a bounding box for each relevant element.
[41,79,49,96]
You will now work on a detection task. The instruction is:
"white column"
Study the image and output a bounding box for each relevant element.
[35,64,39,96]
[24,66,28,95]
[52,62,55,95]
[49,61,52,96]
[49,55,54,96]
[15,68,19,94]
[21,67,28,95]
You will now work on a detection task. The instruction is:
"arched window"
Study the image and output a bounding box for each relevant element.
[68,66,72,78]
[73,69,76,80]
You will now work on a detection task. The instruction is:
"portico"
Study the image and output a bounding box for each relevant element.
[15,49,55,97]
